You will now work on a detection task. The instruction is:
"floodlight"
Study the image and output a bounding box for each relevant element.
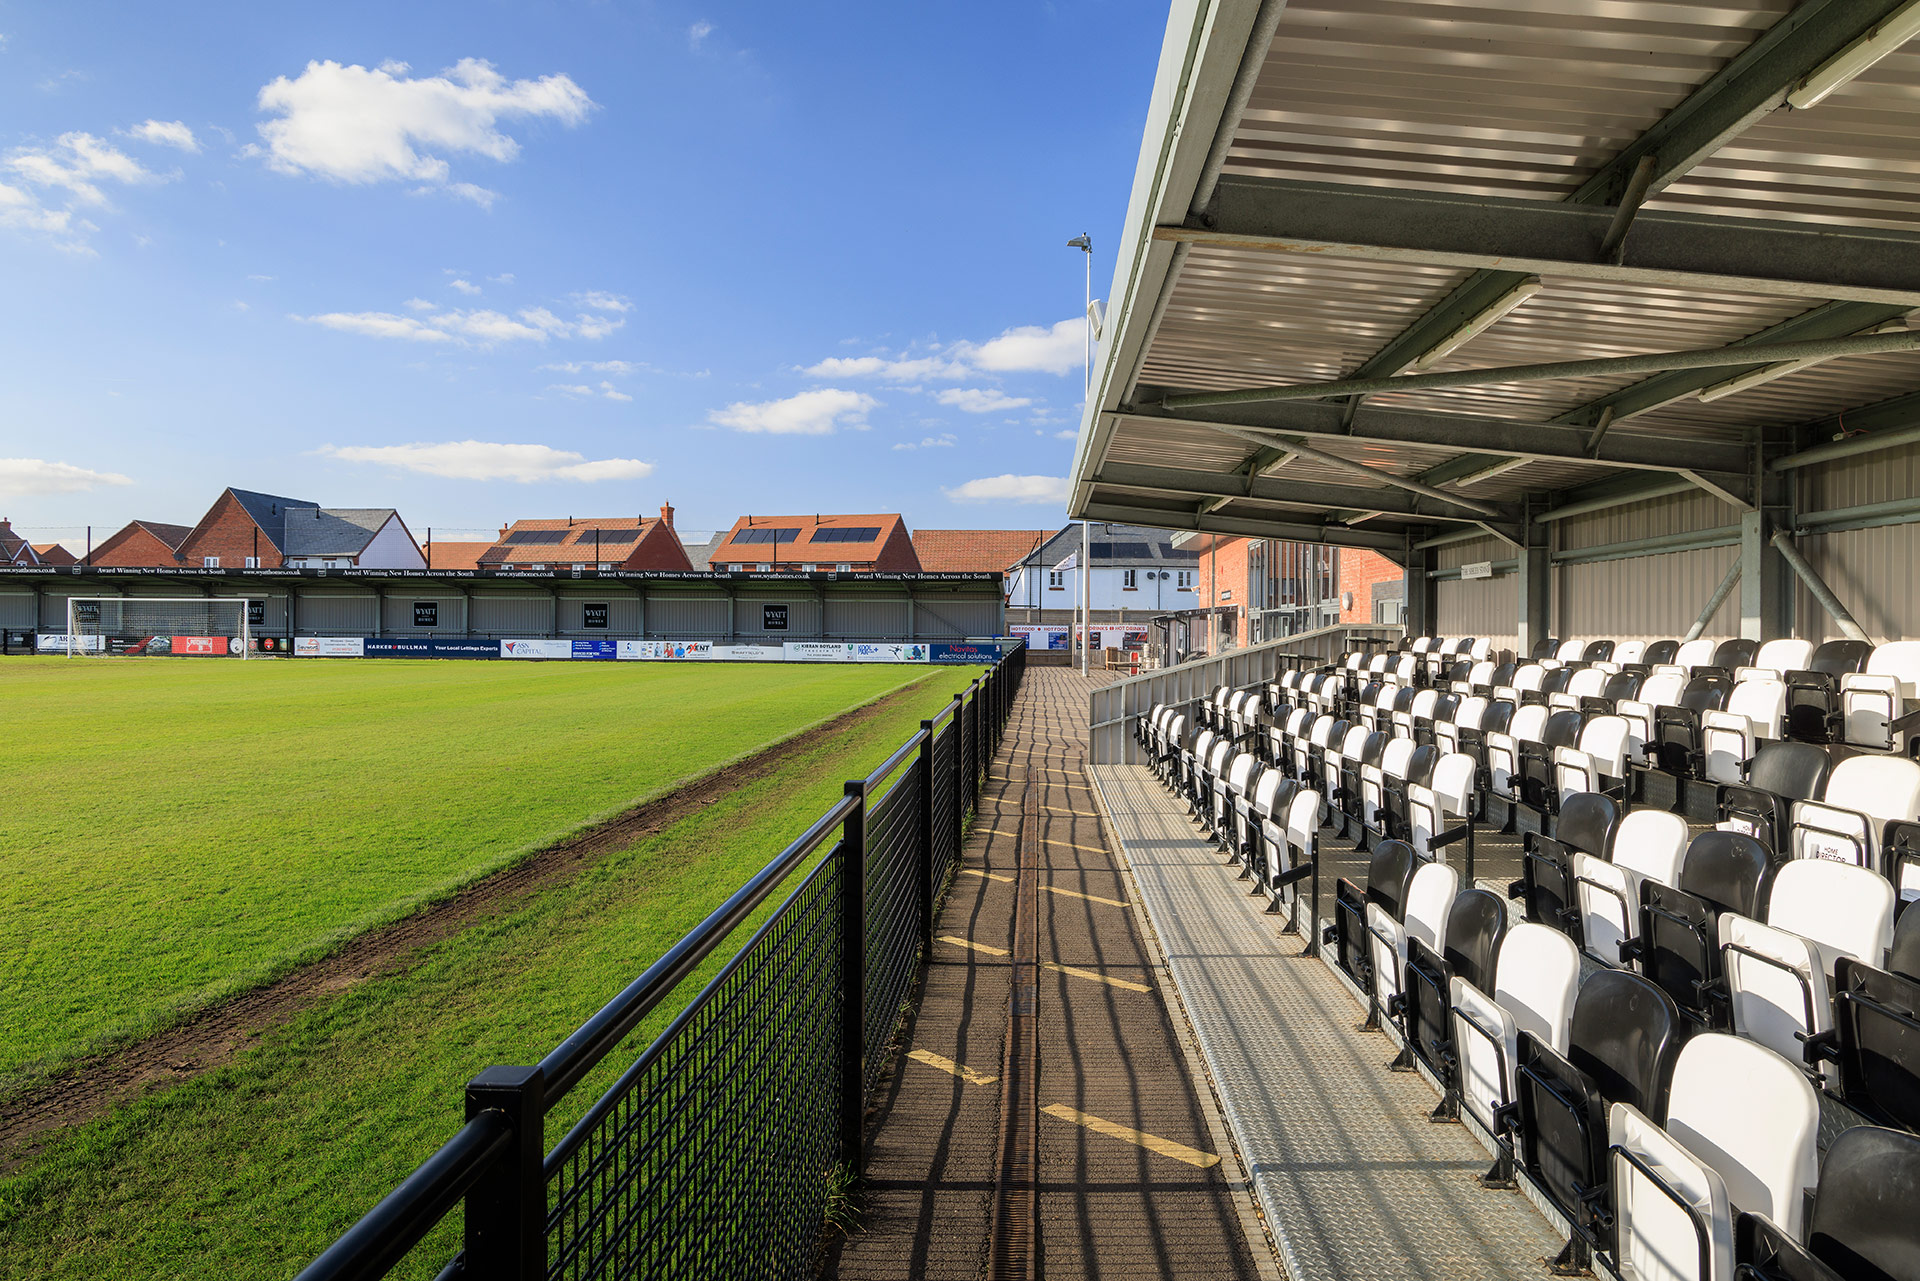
[1786,2,1920,110]
[1451,456,1531,488]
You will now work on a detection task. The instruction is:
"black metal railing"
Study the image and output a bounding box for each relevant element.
[295,644,1024,1281]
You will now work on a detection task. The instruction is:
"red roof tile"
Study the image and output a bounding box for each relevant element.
[911,529,1049,573]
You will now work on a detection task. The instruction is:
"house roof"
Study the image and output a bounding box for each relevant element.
[683,531,727,572]
[480,515,665,566]
[130,521,193,551]
[281,508,400,557]
[1019,523,1200,570]
[711,513,906,564]
[228,488,317,551]
[422,541,493,571]
[911,529,1049,573]
[32,543,78,565]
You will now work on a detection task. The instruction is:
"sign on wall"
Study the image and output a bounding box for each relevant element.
[1460,561,1494,581]
[248,600,266,627]
[412,601,439,628]
[501,638,572,659]
[293,636,365,657]
[582,602,609,629]
[762,603,789,632]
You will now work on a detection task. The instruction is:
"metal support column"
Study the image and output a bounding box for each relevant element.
[1517,518,1551,659]
[463,1064,546,1281]
[1770,531,1872,644]
[1741,445,1790,641]
[1404,541,1437,637]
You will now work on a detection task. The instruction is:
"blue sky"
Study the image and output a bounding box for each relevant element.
[0,1,1162,549]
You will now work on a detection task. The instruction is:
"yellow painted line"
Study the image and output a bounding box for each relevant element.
[960,867,1015,884]
[976,828,1110,857]
[908,1049,999,1086]
[1043,961,1151,993]
[1046,884,1129,908]
[938,934,1010,957]
[989,768,1087,780]
[976,806,1087,818]
[1041,1104,1220,1168]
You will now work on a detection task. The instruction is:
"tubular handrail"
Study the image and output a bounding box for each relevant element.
[294,1112,513,1281]
[540,789,862,1103]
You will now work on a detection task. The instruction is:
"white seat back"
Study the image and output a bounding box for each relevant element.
[1402,862,1460,954]
[1673,638,1718,671]
[1721,915,1837,1075]
[1613,810,1690,885]
[1792,756,1920,867]
[1765,859,1896,967]
[1663,1033,1819,1239]
[1614,640,1647,666]
[1379,735,1417,782]
[1513,664,1547,694]
[1251,767,1288,820]
[1609,1103,1734,1281]
[1555,639,1586,663]
[1226,751,1259,797]
[1495,922,1581,1054]
[1746,638,1814,680]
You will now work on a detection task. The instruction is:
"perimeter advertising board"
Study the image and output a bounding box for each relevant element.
[294,636,366,657]
[1011,625,1069,650]
[783,642,853,662]
[36,634,104,653]
[362,639,501,659]
[571,639,617,660]
[929,642,1008,664]
[501,638,572,659]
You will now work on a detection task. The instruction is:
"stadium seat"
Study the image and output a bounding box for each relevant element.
[1584,670,1645,719]
[1735,1125,1920,1281]
[1608,1034,1819,1281]
[1621,672,1689,778]
[1397,887,1507,1108]
[1789,755,1920,880]
[1721,859,1896,1075]
[1841,641,1920,754]
[1783,640,1874,745]
[1651,671,1737,793]
[1325,723,1369,840]
[1554,714,1633,803]
[1217,749,1262,857]
[1629,831,1784,1027]
[1329,839,1423,990]
[1574,809,1691,968]
[1739,639,1815,684]
[1554,666,1609,713]
[1487,702,1550,823]
[1522,708,1584,814]
[1804,907,1920,1132]
[1261,785,1321,922]
[1452,923,1582,1168]
[1614,640,1648,669]
[1513,791,1620,943]
[1701,678,1788,785]
[1241,768,1293,878]
[1718,740,1835,857]
[1506,968,1686,1267]
[1367,860,1459,1020]
[1407,750,1479,872]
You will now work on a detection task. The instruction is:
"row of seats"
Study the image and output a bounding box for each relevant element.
[1137,640,1920,1281]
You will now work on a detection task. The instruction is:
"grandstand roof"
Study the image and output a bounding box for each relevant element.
[1069,1,1920,563]
[911,529,1049,573]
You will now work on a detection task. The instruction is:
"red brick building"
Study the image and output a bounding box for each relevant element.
[0,519,40,565]
[478,505,693,571]
[1173,533,1406,652]
[86,520,195,567]
[710,514,920,574]
[173,489,425,570]
[31,542,78,566]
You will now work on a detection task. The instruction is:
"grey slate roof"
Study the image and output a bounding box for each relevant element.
[132,521,194,551]
[683,531,727,572]
[228,488,317,551]
[1014,522,1200,570]
[281,507,397,557]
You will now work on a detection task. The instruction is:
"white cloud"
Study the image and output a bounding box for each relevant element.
[598,380,633,402]
[0,457,134,495]
[548,380,631,403]
[488,272,514,284]
[124,119,200,152]
[936,387,1032,414]
[801,353,967,381]
[444,181,496,208]
[573,290,630,312]
[542,359,636,375]
[321,440,652,482]
[708,388,877,436]
[294,303,620,345]
[892,433,957,451]
[403,297,436,311]
[1053,429,1078,440]
[449,277,481,294]
[689,21,715,47]
[1,132,165,248]
[248,273,276,282]
[961,317,1087,376]
[250,58,593,200]
[943,474,1072,505]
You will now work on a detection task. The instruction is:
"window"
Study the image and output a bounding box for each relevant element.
[1048,570,1064,590]
[734,527,800,545]
[801,563,817,572]
[1177,570,1194,589]
[1122,569,1137,590]
[809,526,880,543]
[202,556,219,568]
[598,563,613,571]
[757,563,772,572]
[836,563,852,573]
[244,556,260,568]
[529,563,547,571]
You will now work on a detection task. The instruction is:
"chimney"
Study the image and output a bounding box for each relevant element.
[500,523,511,539]
[659,501,675,530]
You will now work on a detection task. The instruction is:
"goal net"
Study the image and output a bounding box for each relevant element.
[64,597,254,658]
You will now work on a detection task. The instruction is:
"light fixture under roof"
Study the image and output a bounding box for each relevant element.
[1451,456,1531,488]
[1696,319,1912,403]
[1786,1,1920,110]
[1408,277,1544,372]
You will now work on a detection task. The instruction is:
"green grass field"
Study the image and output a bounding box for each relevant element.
[0,655,984,1279]
[0,657,962,1087]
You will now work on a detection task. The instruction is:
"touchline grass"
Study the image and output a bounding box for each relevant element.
[0,663,982,1281]
[0,657,948,1085]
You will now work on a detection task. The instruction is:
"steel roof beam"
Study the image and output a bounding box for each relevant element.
[1164,178,1920,308]
[1118,399,1750,475]
[1088,461,1516,524]
[1077,500,1408,560]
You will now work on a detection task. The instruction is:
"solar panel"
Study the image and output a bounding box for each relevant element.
[809,527,881,543]
[504,529,568,545]
[1089,541,1152,559]
[734,528,800,544]
[573,528,640,545]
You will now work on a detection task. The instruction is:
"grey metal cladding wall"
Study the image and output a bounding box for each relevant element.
[644,595,729,638]
[0,593,34,628]
[1437,574,1518,655]
[295,592,379,634]
[469,595,553,635]
[733,592,823,638]
[826,596,907,639]
[1436,535,1503,571]
[1555,488,1733,552]
[1556,546,1738,644]
[382,592,467,634]
[911,595,999,639]
[556,593,642,636]
[1797,441,1920,644]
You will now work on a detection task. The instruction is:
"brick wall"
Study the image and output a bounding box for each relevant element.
[1190,536,1251,647]
[871,522,923,572]
[1339,548,1404,624]
[621,520,695,570]
[176,492,282,568]
[89,524,182,567]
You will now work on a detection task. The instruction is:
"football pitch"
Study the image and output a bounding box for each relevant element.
[0,657,969,1085]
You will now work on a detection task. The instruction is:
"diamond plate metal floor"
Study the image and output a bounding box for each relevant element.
[1090,763,1562,1281]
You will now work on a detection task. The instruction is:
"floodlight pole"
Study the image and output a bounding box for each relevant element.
[1070,231,1093,676]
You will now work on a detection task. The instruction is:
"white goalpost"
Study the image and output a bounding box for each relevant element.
[64,597,254,658]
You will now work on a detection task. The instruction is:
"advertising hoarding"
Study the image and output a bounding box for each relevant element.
[571,639,617,660]
[929,642,1008,664]
[501,638,573,659]
[293,636,366,657]
[582,603,609,629]
[847,642,929,663]
[170,636,230,656]
[783,642,853,662]
[1011,625,1069,650]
